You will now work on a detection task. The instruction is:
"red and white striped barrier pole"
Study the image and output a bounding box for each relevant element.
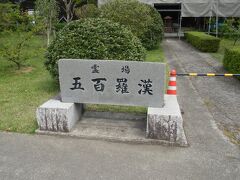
[167,69,177,95]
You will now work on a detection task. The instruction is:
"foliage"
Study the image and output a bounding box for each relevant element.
[85,0,98,5]
[35,0,59,45]
[210,38,240,62]
[45,18,146,80]
[0,26,42,69]
[55,22,67,32]
[0,2,33,32]
[75,4,100,19]
[0,32,30,69]
[221,19,240,46]
[140,4,164,50]
[185,31,220,52]
[100,0,164,50]
[223,47,240,80]
[100,0,151,37]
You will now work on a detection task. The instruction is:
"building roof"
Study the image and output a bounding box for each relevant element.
[182,0,240,17]
[98,0,240,17]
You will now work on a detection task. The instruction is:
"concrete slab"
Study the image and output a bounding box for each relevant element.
[36,112,184,146]
[36,95,187,146]
[147,95,187,146]
[36,96,83,132]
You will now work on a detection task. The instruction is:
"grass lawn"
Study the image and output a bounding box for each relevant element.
[210,38,240,62]
[0,32,58,133]
[0,32,165,133]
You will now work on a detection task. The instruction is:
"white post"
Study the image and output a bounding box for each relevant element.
[178,3,183,40]
[216,0,219,37]
[208,0,214,35]
[208,16,212,34]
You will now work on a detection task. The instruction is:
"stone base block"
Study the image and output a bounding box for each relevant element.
[147,95,187,146]
[36,97,83,132]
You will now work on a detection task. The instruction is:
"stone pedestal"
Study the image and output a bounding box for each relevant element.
[147,95,187,146]
[36,96,83,132]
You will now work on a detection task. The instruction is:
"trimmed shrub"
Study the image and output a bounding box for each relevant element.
[185,31,220,52]
[140,4,164,50]
[54,22,67,32]
[100,0,164,50]
[75,4,100,19]
[223,47,240,79]
[45,18,146,79]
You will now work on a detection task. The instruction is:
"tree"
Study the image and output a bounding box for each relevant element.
[0,2,31,32]
[61,0,82,23]
[1,32,32,69]
[35,0,59,45]
[74,4,100,19]
[222,19,240,46]
[100,0,164,50]
[0,26,42,69]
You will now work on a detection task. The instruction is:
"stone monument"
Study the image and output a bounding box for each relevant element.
[36,59,187,146]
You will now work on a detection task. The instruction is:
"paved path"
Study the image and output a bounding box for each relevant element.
[0,39,240,180]
[163,38,240,144]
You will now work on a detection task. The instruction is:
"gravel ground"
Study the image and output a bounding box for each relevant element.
[163,38,240,144]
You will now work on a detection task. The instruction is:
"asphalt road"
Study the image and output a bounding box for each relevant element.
[0,39,240,180]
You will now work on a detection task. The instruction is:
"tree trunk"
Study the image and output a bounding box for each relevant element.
[47,28,50,46]
[63,0,74,23]
[49,11,52,42]
[16,62,21,70]
[10,58,21,70]
[53,29,56,39]
[233,39,238,46]
[66,2,71,23]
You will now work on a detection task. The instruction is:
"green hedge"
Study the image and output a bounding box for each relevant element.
[223,47,240,79]
[185,31,220,52]
[45,18,146,80]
